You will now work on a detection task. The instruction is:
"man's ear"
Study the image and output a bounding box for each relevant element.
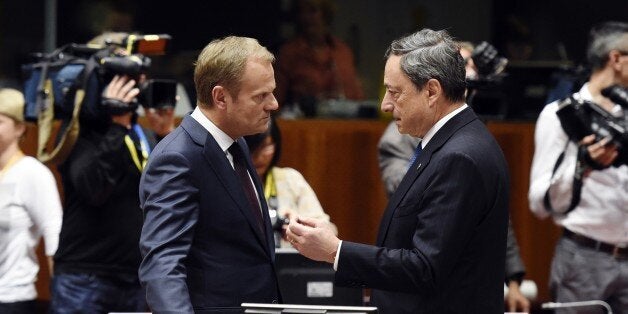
[426,78,442,105]
[211,85,230,110]
[609,50,625,71]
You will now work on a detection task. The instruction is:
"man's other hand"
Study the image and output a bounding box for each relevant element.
[145,107,175,137]
[286,216,339,264]
[506,281,530,313]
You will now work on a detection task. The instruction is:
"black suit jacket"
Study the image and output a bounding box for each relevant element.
[336,108,509,314]
[139,115,280,313]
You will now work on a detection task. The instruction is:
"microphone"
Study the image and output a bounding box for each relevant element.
[542,300,613,314]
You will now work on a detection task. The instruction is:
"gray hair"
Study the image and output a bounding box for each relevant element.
[385,29,466,103]
[586,21,628,71]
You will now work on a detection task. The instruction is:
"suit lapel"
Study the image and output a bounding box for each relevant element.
[180,116,272,256]
[376,108,478,245]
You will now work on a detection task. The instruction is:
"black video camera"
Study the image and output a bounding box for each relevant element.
[555,84,628,167]
[465,41,510,118]
[467,41,509,89]
[22,34,177,122]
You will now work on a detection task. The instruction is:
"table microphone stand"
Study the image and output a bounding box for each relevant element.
[542,300,612,314]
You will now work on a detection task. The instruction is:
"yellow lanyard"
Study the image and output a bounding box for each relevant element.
[124,135,149,172]
[0,150,25,180]
[263,169,277,201]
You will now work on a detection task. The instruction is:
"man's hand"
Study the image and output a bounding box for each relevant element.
[280,209,296,241]
[145,107,175,137]
[104,75,140,128]
[105,75,140,102]
[506,281,530,312]
[286,216,339,264]
[581,134,618,168]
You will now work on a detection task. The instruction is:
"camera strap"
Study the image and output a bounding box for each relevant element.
[543,143,584,216]
[124,124,151,172]
[37,56,98,165]
[264,170,277,200]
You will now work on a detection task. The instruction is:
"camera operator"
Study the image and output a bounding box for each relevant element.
[528,21,628,313]
[49,34,176,313]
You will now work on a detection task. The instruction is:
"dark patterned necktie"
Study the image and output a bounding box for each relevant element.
[408,142,423,169]
[229,142,264,231]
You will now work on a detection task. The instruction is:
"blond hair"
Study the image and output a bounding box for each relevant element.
[0,88,25,123]
[194,36,275,107]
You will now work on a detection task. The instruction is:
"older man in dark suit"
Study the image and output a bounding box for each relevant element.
[138,36,280,313]
[287,28,510,314]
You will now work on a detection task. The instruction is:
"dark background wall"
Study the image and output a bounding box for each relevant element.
[2,0,627,101]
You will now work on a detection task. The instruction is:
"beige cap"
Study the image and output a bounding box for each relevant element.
[0,88,25,122]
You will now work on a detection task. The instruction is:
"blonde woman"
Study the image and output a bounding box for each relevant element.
[0,88,62,313]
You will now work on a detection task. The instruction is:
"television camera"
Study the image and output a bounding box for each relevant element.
[556,84,628,167]
[22,33,177,122]
[470,41,509,82]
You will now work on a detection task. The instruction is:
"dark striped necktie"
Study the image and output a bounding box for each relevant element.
[408,142,423,169]
[229,142,264,231]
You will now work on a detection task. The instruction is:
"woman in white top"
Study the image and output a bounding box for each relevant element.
[0,88,62,313]
[244,116,336,248]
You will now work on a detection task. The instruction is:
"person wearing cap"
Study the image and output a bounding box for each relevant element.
[0,88,62,313]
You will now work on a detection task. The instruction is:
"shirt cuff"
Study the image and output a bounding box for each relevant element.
[333,240,342,271]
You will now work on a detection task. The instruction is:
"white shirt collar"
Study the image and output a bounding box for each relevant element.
[580,83,593,101]
[421,104,468,149]
[190,106,235,154]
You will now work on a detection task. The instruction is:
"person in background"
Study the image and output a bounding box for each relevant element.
[0,88,62,314]
[528,21,628,313]
[49,32,176,314]
[287,28,510,313]
[138,36,281,313]
[458,41,478,80]
[244,116,337,248]
[377,40,531,313]
[276,0,363,116]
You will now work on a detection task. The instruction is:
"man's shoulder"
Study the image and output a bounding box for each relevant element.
[151,126,195,155]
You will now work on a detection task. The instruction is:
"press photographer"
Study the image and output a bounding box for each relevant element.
[27,32,179,314]
[528,21,628,314]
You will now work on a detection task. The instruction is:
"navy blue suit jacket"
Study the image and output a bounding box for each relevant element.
[139,115,280,313]
[336,108,509,314]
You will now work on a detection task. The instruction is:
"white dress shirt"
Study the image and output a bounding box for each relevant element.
[190,107,263,213]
